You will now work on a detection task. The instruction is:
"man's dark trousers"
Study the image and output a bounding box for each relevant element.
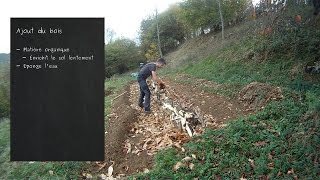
[138,77,151,111]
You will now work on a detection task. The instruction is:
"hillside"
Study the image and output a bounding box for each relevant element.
[131,6,320,179]
[79,7,320,179]
[82,5,320,179]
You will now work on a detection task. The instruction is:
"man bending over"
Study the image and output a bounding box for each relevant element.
[137,58,166,113]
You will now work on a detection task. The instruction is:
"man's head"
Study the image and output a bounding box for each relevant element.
[156,58,166,68]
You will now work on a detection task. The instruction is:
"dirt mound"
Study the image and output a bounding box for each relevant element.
[238,82,284,111]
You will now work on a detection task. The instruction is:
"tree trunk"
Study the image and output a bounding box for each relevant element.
[217,0,225,40]
[156,8,163,58]
[252,0,257,20]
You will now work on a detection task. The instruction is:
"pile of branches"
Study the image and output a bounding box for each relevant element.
[150,81,205,137]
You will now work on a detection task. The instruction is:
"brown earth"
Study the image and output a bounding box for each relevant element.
[95,85,153,179]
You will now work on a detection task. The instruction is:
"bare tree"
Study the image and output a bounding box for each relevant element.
[155,8,163,58]
[217,0,225,40]
[106,28,116,44]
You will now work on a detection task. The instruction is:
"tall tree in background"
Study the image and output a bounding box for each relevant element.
[217,0,225,40]
[155,8,163,58]
[106,28,116,44]
[140,4,185,59]
[139,0,251,58]
[180,0,218,36]
[140,15,155,59]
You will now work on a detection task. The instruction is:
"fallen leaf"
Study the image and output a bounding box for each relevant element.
[287,168,294,174]
[277,171,282,176]
[124,166,129,171]
[100,174,107,180]
[96,162,107,170]
[86,173,93,179]
[116,174,126,178]
[125,142,132,154]
[248,158,255,168]
[155,137,162,145]
[173,143,181,149]
[182,156,192,162]
[268,162,274,169]
[189,163,195,170]
[108,161,114,177]
[191,154,197,159]
[253,141,267,147]
[143,139,152,149]
[173,162,185,171]
[143,168,150,173]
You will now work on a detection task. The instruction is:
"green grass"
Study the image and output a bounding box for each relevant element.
[135,61,320,178]
[165,29,320,99]
[135,93,319,179]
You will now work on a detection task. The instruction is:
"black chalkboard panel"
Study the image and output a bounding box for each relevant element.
[11,18,105,161]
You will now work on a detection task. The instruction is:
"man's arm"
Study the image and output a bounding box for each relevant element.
[151,71,163,84]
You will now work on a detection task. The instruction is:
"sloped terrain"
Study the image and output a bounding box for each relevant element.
[84,7,320,179]
[86,77,255,178]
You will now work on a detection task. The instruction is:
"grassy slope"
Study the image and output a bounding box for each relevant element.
[135,6,320,179]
